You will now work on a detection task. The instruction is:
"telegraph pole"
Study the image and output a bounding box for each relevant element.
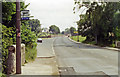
[16,0,21,74]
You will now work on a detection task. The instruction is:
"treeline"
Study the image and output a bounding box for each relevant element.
[62,27,76,35]
[2,2,41,74]
[74,1,120,46]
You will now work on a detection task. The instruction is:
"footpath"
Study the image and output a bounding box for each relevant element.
[68,37,120,52]
[11,38,59,77]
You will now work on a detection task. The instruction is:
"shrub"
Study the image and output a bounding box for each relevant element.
[2,25,16,73]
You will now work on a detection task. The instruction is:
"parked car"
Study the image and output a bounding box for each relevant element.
[37,38,42,43]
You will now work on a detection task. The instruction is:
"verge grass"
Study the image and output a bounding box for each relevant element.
[70,35,86,42]
[25,46,37,63]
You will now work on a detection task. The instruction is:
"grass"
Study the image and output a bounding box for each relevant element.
[25,46,37,63]
[83,41,96,45]
[0,72,6,77]
[70,36,117,48]
[70,35,86,42]
[0,72,2,77]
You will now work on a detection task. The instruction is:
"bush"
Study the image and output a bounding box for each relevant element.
[25,46,37,62]
[38,32,51,38]
[2,25,16,73]
[2,23,37,74]
[21,23,37,62]
[21,23,37,47]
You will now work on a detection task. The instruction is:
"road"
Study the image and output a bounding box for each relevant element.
[37,38,55,57]
[53,36,118,75]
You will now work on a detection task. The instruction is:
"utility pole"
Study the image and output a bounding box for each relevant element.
[16,0,21,74]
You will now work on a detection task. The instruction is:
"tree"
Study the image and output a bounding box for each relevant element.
[2,1,38,74]
[28,19,41,35]
[61,31,65,34]
[64,28,70,34]
[2,2,16,27]
[70,27,76,36]
[49,25,60,34]
[113,12,120,41]
[74,1,120,45]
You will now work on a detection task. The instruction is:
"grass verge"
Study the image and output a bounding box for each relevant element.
[70,36,116,48]
[70,36,86,42]
[25,46,37,63]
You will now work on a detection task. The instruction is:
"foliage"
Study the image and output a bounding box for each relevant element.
[113,13,120,41]
[21,22,37,48]
[2,25,16,73]
[61,31,65,34]
[2,2,16,27]
[64,28,70,34]
[28,19,41,35]
[70,27,76,35]
[70,35,86,42]
[25,46,37,62]
[74,1,120,45]
[49,25,60,34]
[38,32,50,38]
[2,2,38,74]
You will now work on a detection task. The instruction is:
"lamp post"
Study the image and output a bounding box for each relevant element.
[16,0,21,74]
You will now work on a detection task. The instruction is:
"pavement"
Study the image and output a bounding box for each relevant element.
[54,37,118,76]
[11,38,59,76]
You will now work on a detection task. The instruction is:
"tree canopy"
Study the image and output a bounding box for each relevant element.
[70,27,76,35]
[2,2,38,74]
[28,19,41,35]
[49,25,60,34]
[74,1,120,45]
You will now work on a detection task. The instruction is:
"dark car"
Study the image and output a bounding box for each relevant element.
[37,38,42,43]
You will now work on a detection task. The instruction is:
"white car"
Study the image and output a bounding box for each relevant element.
[37,38,42,43]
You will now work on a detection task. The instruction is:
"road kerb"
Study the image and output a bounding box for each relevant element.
[68,37,120,52]
[52,38,60,75]
[68,37,81,44]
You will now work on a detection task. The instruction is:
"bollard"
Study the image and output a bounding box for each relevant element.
[7,46,15,74]
[7,44,25,74]
[116,41,120,48]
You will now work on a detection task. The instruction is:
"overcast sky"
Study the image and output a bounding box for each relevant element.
[25,0,80,32]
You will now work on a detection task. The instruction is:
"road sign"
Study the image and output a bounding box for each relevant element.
[21,10,29,16]
[21,10,30,20]
[21,17,29,20]
[74,31,78,33]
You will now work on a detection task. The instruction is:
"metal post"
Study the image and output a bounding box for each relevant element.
[16,0,21,74]
[77,29,79,42]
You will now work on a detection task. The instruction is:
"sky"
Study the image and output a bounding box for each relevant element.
[25,0,81,32]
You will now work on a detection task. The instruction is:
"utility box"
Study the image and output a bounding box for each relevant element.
[7,44,25,74]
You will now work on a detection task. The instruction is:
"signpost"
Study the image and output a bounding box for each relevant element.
[16,1,30,74]
[21,10,30,20]
[21,17,29,20]
[16,0,21,74]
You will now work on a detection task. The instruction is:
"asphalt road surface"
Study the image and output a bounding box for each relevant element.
[53,36,118,75]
